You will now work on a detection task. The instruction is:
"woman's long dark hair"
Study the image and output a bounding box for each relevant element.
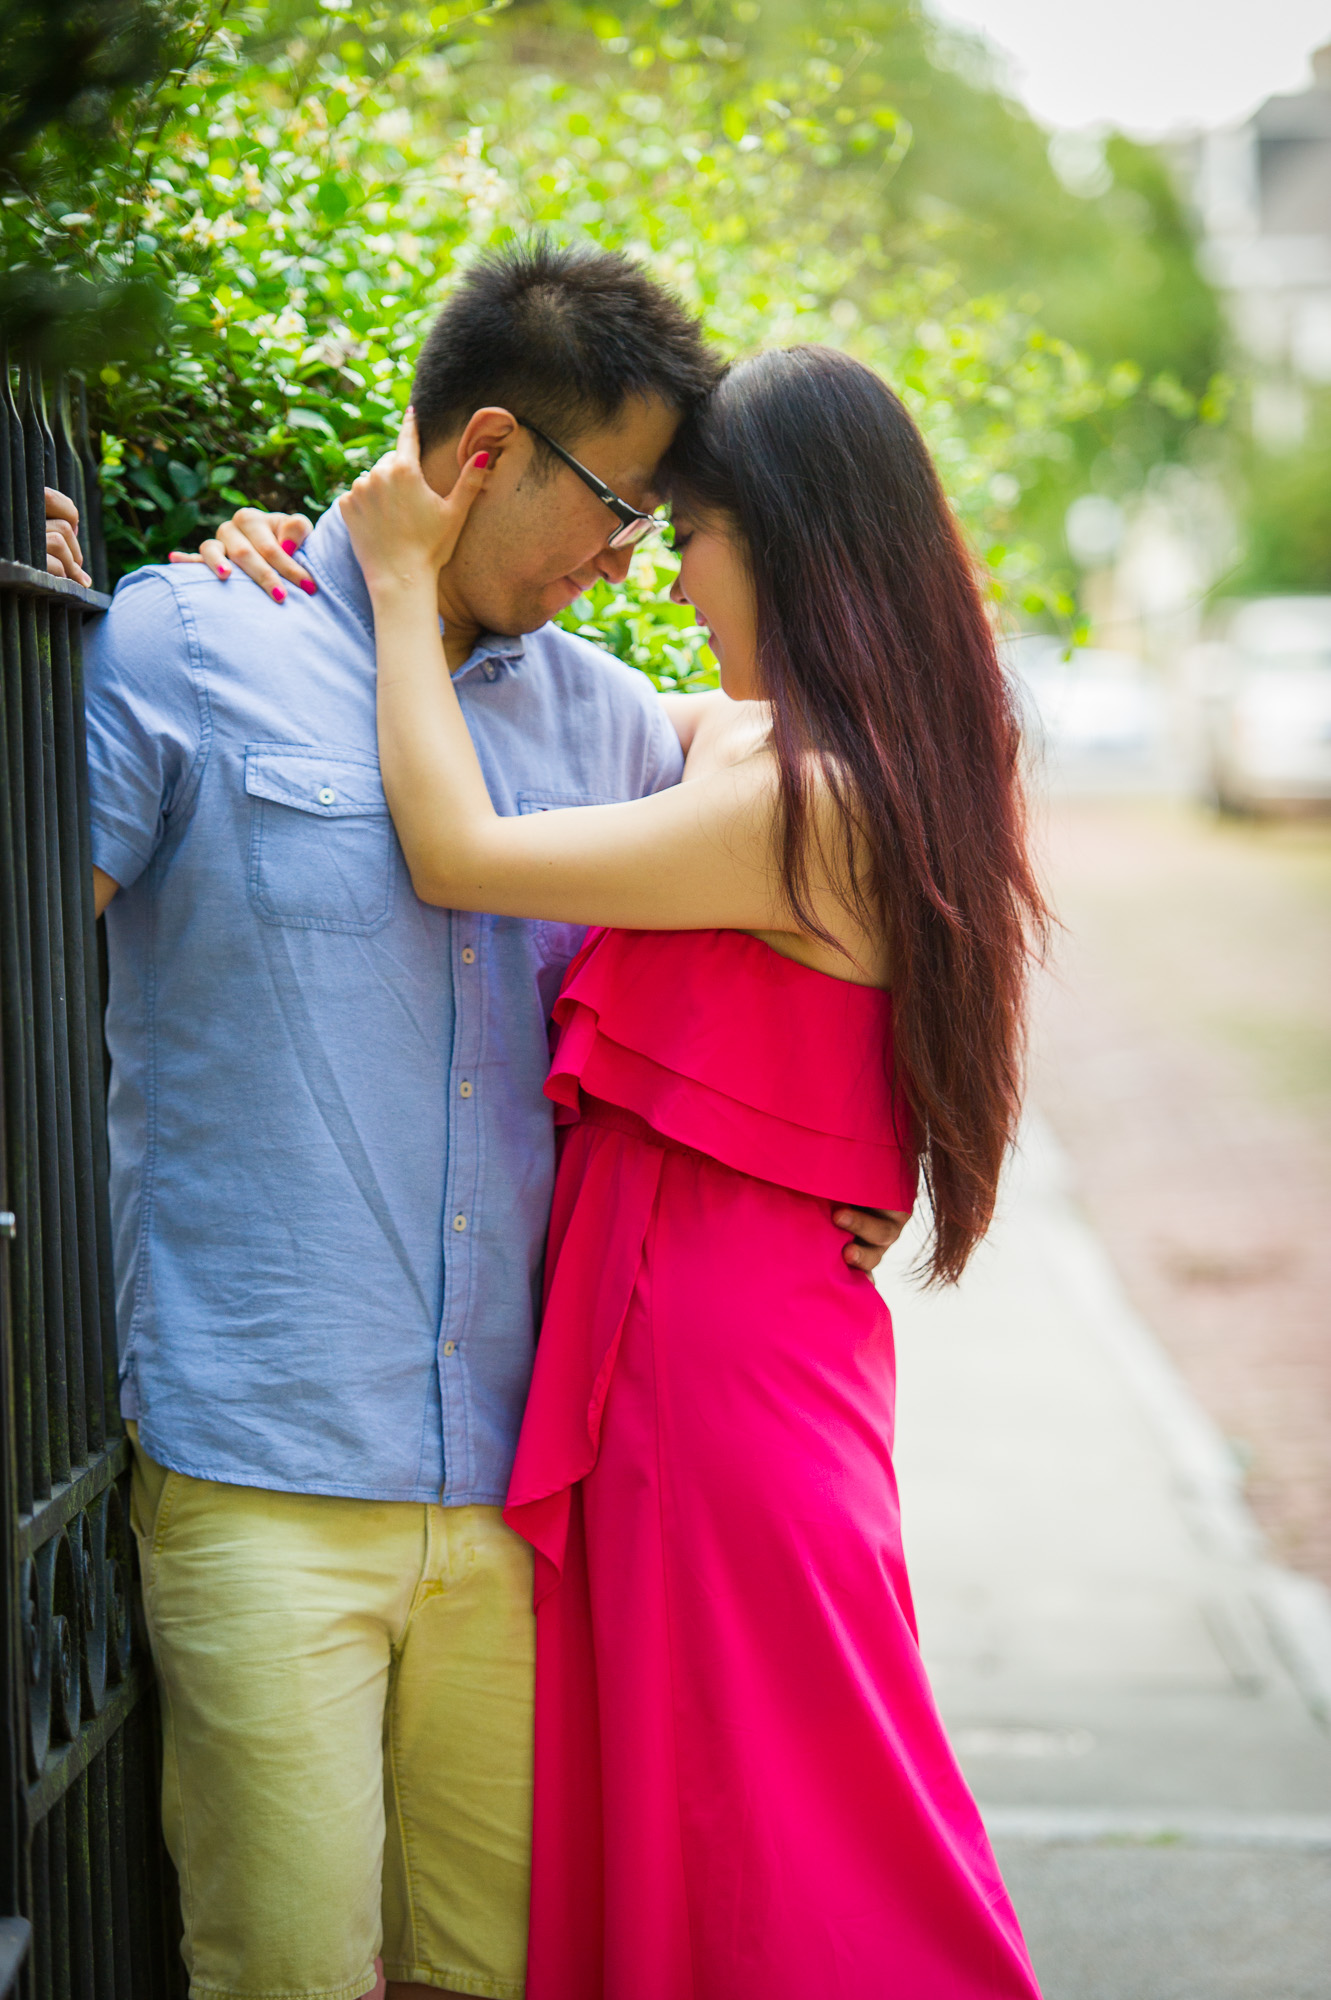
[663,345,1048,1283]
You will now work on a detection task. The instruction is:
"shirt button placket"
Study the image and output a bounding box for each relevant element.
[440,918,483,1500]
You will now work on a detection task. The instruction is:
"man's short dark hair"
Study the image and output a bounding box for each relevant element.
[411,238,721,456]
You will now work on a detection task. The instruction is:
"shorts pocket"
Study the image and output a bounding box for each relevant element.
[127,1436,180,1592]
[247,744,395,935]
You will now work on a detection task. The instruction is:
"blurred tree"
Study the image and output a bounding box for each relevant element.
[1231,395,1331,596]
[477,0,1230,581]
[2,0,1225,664]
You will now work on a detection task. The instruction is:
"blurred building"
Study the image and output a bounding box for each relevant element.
[1190,45,1331,447]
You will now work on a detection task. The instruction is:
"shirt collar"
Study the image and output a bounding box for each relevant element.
[303,503,529,680]
[456,628,527,682]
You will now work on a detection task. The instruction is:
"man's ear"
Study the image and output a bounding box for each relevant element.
[457,408,522,476]
[419,410,522,498]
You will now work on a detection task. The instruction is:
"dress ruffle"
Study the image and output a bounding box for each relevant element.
[509,928,918,1599]
[545,927,917,1212]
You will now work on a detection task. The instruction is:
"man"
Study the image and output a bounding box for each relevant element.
[82,241,902,2000]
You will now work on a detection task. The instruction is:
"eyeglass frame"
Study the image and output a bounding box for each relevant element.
[514,418,667,549]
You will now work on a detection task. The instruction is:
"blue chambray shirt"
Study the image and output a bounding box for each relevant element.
[83,504,683,1504]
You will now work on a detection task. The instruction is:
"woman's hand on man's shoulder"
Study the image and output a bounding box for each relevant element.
[169,508,317,603]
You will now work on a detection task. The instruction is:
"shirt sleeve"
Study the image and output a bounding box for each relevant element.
[82,569,207,891]
[640,686,686,797]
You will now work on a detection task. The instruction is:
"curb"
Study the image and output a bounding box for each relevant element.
[985,1804,1331,1850]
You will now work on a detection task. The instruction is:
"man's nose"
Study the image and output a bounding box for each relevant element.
[594,540,635,586]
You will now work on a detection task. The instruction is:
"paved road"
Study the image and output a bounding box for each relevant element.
[885,1116,1331,2000]
[1033,796,1331,1588]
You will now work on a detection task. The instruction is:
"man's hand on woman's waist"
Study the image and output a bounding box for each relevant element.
[834,1206,910,1273]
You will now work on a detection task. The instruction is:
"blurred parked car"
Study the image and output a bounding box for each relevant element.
[1188,598,1331,814]
[1002,637,1168,792]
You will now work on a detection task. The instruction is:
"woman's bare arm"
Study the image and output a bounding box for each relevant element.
[369,568,784,929]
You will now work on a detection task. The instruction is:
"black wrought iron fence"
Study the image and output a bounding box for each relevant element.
[0,353,186,1997]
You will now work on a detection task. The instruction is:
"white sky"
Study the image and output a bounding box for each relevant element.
[928,0,1331,135]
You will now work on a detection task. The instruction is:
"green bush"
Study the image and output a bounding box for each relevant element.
[4,0,1209,675]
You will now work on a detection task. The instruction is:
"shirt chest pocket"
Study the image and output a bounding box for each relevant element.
[246,746,396,935]
[516,787,617,970]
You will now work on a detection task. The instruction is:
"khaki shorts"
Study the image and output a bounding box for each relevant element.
[129,1429,534,2000]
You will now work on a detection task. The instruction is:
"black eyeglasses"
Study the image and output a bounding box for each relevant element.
[515,419,667,549]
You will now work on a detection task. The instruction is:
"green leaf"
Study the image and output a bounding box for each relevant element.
[286,410,338,437]
[167,460,203,500]
[315,178,353,222]
[130,469,172,511]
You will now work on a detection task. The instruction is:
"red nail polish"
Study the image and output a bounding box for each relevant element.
[298,576,317,596]
[280,538,298,555]
[272,585,286,603]
[217,562,232,578]
[474,451,490,469]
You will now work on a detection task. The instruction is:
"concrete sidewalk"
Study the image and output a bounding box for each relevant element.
[883,1115,1331,2000]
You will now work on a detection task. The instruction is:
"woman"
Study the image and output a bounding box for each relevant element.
[344,346,1045,1998]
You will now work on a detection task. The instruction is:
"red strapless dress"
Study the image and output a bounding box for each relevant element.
[506,927,1040,2000]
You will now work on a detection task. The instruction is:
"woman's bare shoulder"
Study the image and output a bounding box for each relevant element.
[682,694,772,779]
[657,689,726,756]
